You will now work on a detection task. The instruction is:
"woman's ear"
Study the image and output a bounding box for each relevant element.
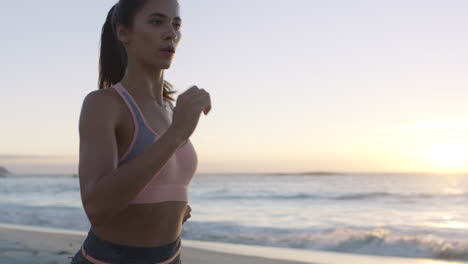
[116,24,130,45]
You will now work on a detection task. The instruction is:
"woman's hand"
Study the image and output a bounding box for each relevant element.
[182,204,192,224]
[169,86,211,143]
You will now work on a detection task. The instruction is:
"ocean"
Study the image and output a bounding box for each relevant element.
[1,172,467,261]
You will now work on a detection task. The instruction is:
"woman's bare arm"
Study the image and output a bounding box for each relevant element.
[78,90,185,227]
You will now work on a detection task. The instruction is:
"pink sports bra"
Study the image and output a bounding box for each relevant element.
[112,82,198,204]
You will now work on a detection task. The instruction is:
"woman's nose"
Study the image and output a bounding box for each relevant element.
[165,26,178,40]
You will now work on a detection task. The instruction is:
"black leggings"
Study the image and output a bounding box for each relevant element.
[69,228,182,264]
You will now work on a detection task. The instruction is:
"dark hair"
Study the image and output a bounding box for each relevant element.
[98,1,177,104]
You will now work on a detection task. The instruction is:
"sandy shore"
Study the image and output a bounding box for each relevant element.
[0,223,467,264]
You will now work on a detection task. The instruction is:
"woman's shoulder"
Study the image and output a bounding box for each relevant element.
[79,88,120,138]
[81,87,122,120]
[97,85,128,104]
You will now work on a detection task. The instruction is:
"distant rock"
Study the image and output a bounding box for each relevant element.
[72,174,78,178]
[0,166,11,177]
[298,171,344,176]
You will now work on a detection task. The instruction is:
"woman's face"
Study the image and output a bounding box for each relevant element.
[121,0,182,69]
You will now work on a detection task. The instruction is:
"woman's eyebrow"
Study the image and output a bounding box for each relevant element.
[149,12,182,22]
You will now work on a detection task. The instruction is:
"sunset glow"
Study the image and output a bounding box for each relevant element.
[425,140,468,173]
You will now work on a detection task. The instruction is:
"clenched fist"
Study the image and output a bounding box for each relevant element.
[168,85,212,144]
[182,204,191,224]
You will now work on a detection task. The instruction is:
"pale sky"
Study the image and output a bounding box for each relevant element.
[1,0,467,175]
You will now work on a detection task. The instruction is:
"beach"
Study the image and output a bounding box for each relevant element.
[2,174,468,263]
[1,223,467,264]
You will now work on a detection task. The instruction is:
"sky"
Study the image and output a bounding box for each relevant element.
[1,0,467,175]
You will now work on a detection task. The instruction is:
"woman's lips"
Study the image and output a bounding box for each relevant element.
[161,50,175,57]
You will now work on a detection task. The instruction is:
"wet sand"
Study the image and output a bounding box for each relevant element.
[0,223,466,264]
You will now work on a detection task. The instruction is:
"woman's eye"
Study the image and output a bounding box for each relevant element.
[151,21,181,30]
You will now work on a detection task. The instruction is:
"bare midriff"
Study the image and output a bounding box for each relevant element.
[91,201,188,247]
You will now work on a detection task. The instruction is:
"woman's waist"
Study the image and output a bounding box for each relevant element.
[82,227,182,263]
[91,202,187,247]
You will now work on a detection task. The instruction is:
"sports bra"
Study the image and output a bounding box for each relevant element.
[111,82,198,204]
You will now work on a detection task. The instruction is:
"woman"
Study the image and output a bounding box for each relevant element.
[69,0,211,263]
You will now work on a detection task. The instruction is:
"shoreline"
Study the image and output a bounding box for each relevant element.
[0,222,467,264]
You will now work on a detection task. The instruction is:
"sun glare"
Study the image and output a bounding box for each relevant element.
[426,141,468,173]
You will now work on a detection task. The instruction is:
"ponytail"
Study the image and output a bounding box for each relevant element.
[99,4,126,90]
